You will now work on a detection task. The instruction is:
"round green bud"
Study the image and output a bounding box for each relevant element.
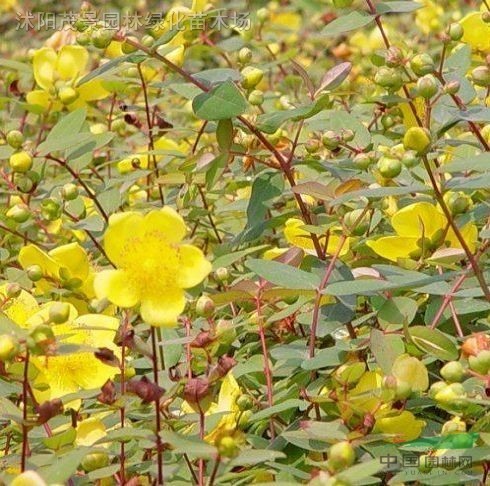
[328,441,356,471]
[215,267,229,283]
[73,18,90,32]
[478,349,490,371]
[395,380,412,400]
[444,80,460,95]
[81,452,110,472]
[447,22,464,41]
[92,29,114,49]
[6,129,24,149]
[238,47,253,64]
[382,374,398,391]
[0,334,19,361]
[419,454,433,473]
[121,37,138,54]
[241,66,264,90]
[256,7,269,23]
[377,156,402,179]
[48,302,71,324]
[6,204,30,223]
[403,127,431,153]
[401,150,419,168]
[410,53,435,76]
[26,265,43,282]
[353,152,373,170]
[374,67,403,90]
[248,89,264,106]
[468,354,488,375]
[443,191,471,215]
[342,129,355,142]
[482,11,490,23]
[471,66,490,88]
[9,151,33,173]
[41,198,61,221]
[76,32,92,46]
[343,209,369,236]
[440,361,465,382]
[141,35,154,47]
[322,130,340,150]
[10,470,47,486]
[29,324,55,348]
[381,115,395,129]
[441,417,466,435]
[196,295,215,318]
[5,283,22,299]
[385,46,404,67]
[434,382,466,405]
[61,183,79,201]
[58,86,79,105]
[237,409,253,430]
[236,395,254,411]
[416,75,438,99]
[305,138,321,154]
[429,380,447,399]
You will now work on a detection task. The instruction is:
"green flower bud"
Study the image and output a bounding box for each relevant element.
[81,452,110,472]
[468,354,488,375]
[443,191,471,215]
[73,18,90,32]
[440,361,465,382]
[441,417,466,435]
[471,66,490,88]
[26,265,43,282]
[483,11,490,23]
[10,470,47,486]
[374,67,403,90]
[217,436,239,458]
[92,29,114,49]
[48,302,71,324]
[0,334,19,361]
[41,198,61,221]
[353,152,373,170]
[248,89,264,106]
[215,267,229,283]
[61,183,79,201]
[196,295,215,318]
[419,454,434,473]
[141,34,154,47]
[385,46,404,67]
[58,86,79,105]
[6,129,24,149]
[9,151,33,173]
[343,209,369,236]
[434,382,466,406]
[76,32,92,46]
[256,7,269,23]
[416,75,438,99]
[322,130,340,150]
[238,47,253,64]
[241,66,264,90]
[305,138,321,154]
[236,394,254,411]
[403,127,431,153]
[401,150,419,168]
[29,324,55,348]
[342,129,355,142]
[121,37,139,54]
[381,115,395,129]
[394,380,412,400]
[443,80,460,95]
[447,22,464,41]
[377,156,402,179]
[328,441,356,471]
[5,283,22,299]
[478,349,490,371]
[237,409,253,430]
[6,204,30,223]
[410,53,435,76]
[429,380,447,399]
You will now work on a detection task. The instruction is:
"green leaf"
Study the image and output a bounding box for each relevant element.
[229,449,286,466]
[377,296,418,328]
[43,427,77,451]
[77,53,145,85]
[370,329,405,374]
[322,11,374,36]
[193,80,247,120]
[301,346,347,370]
[40,448,92,483]
[409,326,458,360]
[205,153,228,189]
[246,259,321,289]
[216,119,234,151]
[376,1,422,13]
[160,430,217,459]
[251,399,305,421]
[315,62,352,97]
[440,152,490,173]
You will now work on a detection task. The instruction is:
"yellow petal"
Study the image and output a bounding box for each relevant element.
[104,212,145,266]
[32,47,56,91]
[326,233,350,257]
[77,79,110,102]
[140,288,186,327]
[391,354,429,391]
[26,302,79,329]
[263,248,288,260]
[26,90,52,110]
[284,218,316,250]
[142,207,187,243]
[177,244,212,288]
[0,285,39,327]
[366,236,419,262]
[49,243,90,281]
[391,202,446,239]
[375,411,425,442]
[460,12,490,53]
[445,222,478,253]
[94,269,139,308]
[76,418,106,446]
[19,244,61,278]
[57,45,88,81]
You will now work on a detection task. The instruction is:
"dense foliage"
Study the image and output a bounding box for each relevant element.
[1,0,490,484]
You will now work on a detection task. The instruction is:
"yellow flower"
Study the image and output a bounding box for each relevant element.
[25,303,119,401]
[460,12,490,54]
[94,208,212,327]
[366,202,478,262]
[26,45,109,111]
[391,354,429,392]
[0,284,39,326]
[374,410,426,442]
[284,218,350,257]
[76,417,107,446]
[0,0,16,13]
[415,0,443,35]
[18,243,96,306]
